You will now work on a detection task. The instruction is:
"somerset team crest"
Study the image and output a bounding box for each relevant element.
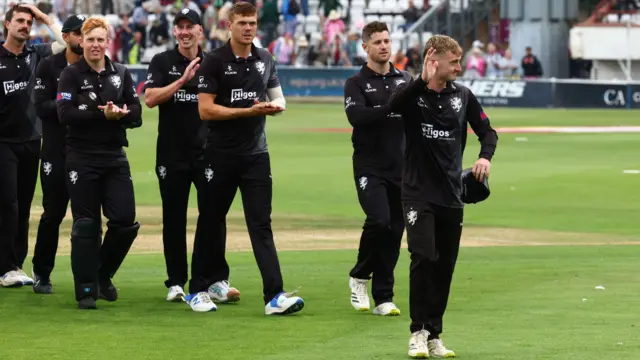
[255,61,265,74]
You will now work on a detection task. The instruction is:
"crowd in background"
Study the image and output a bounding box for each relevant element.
[0,0,548,77]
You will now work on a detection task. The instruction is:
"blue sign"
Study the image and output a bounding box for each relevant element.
[455,79,552,108]
[629,84,640,109]
[277,66,359,97]
[554,83,628,109]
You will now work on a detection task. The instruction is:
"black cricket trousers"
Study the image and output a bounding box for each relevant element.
[190,152,284,304]
[66,158,140,301]
[349,174,404,306]
[0,140,41,276]
[156,160,226,289]
[32,150,70,280]
[403,201,464,337]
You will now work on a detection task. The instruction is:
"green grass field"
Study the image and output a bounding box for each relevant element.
[1,104,640,359]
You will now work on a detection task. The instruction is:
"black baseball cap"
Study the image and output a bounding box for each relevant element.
[174,8,201,25]
[62,14,86,33]
[461,168,491,204]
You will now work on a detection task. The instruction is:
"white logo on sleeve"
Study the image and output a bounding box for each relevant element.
[158,165,167,179]
[358,176,368,191]
[204,168,214,182]
[345,96,355,109]
[34,78,45,90]
[231,88,257,102]
[69,170,78,184]
[450,96,462,112]
[43,162,52,176]
[255,61,265,74]
[406,209,418,226]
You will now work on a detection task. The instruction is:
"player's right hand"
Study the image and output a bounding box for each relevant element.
[421,47,438,84]
[251,100,284,116]
[181,57,201,84]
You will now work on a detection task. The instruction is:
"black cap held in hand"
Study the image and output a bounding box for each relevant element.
[62,14,86,33]
[461,168,490,204]
[174,8,201,26]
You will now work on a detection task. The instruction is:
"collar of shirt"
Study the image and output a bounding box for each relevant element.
[424,80,460,96]
[76,55,118,74]
[0,41,35,58]
[359,62,403,78]
[220,40,261,62]
[172,45,204,63]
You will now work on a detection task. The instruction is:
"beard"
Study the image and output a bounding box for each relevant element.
[70,43,83,55]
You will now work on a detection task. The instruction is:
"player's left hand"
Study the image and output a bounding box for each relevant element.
[472,158,491,182]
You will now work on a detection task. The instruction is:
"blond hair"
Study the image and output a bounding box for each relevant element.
[81,17,109,37]
[423,35,462,58]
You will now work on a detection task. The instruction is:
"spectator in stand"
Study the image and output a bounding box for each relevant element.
[345,31,366,66]
[521,46,543,78]
[405,43,421,76]
[462,39,484,70]
[318,0,341,20]
[119,13,133,63]
[402,0,422,31]
[183,0,202,16]
[324,10,345,45]
[202,0,218,42]
[274,32,295,65]
[500,48,520,79]
[260,0,279,48]
[392,49,408,71]
[149,7,169,46]
[464,47,486,78]
[294,35,310,67]
[309,35,330,66]
[330,33,351,66]
[129,30,143,64]
[132,1,148,49]
[484,42,503,78]
[282,0,301,37]
[102,0,115,15]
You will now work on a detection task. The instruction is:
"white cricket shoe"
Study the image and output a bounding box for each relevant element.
[1,270,24,288]
[408,330,430,358]
[265,291,304,315]
[166,285,186,302]
[349,277,370,311]
[17,269,33,285]
[428,339,456,358]
[373,302,401,316]
[208,280,240,303]
[185,292,217,312]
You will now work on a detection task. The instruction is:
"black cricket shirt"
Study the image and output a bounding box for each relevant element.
[35,51,69,156]
[197,41,280,155]
[144,46,208,166]
[56,56,142,161]
[0,41,53,143]
[388,77,498,208]
[343,63,413,182]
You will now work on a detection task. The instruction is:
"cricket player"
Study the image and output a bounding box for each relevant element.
[144,8,237,303]
[0,3,66,288]
[189,1,304,314]
[343,21,411,316]
[387,35,498,358]
[56,17,142,309]
[31,14,86,294]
